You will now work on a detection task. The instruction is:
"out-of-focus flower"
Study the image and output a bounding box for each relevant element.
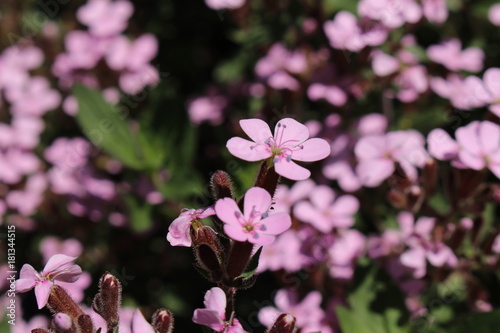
[215,187,291,245]
[358,0,422,29]
[258,289,325,329]
[188,96,227,126]
[328,229,365,279]
[166,207,215,247]
[488,4,500,26]
[131,309,155,333]
[294,185,359,232]
[226,118,331,180]
[430,74,488,110]
[205,0,245,10]
[77,0,134,37]
[15,254,82,309]
[193,287,247,332]
[427,39,484,72]
[422,0,448,24]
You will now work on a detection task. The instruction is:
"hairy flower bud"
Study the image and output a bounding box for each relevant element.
[192,226,224,281]
[267,313,297,333]
[211,170,234,200]
[152,308,174,333]
[76,314,94,333]
[93,272,121,329]
[48,285,84,319]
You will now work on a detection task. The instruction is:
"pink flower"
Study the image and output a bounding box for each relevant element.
[226,118,331,180]
[257,230,307,272]
[358,0,422,29]
[192,287,247,333]
[422,0,448,24]
[479,68,500,117]
[427,39,484,72]
[166,207,215,247]
[215,187,291,245]
[258,289,325,329]
[430,74,488,110]
[188,96,227,126]
[355,130,429,187]
[455,121,500,177]
[131,309,155,333]
[328,229,365,279]
[293,185,359,233]
[205,0,245,10]
[273,179,315,214]
[488,4,500,26]
[15,254,82,309]
[77,0,134,37]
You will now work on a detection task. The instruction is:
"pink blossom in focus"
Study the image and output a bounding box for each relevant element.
[258,289,325,329]
[226,118,331,180]
[193,287,247,333]
[427,39,484,72]
[15,254,82,309]
[166,207,215,247]
[294,185,359,233]
[77,0,134,37]
[215,187,291,245]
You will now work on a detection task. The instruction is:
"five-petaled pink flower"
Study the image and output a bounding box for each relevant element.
[166,207,215,247]
[215,187,291,245]
[226,118,331,180]
[193,287,247,333]
[15,254,82,309]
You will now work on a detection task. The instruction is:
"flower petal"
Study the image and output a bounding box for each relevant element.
[166,215,193,247]
[193,309,225,331]
[479,121,500,154]
[291,138,331,162]
[309,185,335,209]
[203,287,227,319]
[52,264,82,283]
[226,137,272,162]
[34,280,52,309]
[15,278,37,293]
[240,118,273,143]
[215,198,243,226]
[244,187,272,220]
[274,160,311,181]
[248,233,275,245]
[42,254,77,276]
[223,224,248,242]
[356,159,394,187]
[260,212,291,235]
[19,264,39,281]
[132,309,155,333]
[274,118,309,146]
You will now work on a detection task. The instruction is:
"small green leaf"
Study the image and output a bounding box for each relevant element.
[336,306,373,333]
[74,85,144,170]
[238,247,263,280]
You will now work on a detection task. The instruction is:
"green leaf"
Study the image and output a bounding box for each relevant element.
[336,260,411,333]
[238,246,263,280]
[323,0,358,14]
[74,85,144,170]
[449,310,500,333]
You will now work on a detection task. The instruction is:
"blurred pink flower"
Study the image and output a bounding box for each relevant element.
[131,309,155,333]
[16,254,82,309]
[205,0,245,10]
[39,237,84,264]
[427,39,484,72]
[328,229,365,279]
[257,230,307,272]
[358,0,422,28]
[77,0,134,37]
[273,179,315,214]
[430,74,488,110]
[226,118,331,180]
[188,96,227,126]
[422,0,448,24]
[307,83,347,106]
[294,185,359,232]
[488,4,500,26]
[258,289,325,329]
[215,187,291,245]
[478,68,500,117]
[193,287,247,332]
[166,207,215,247]
[355,130,429,187]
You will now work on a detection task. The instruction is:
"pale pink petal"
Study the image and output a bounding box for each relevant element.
[15,278,37,292]
[427,128,459,160]
[167,215,193,247]
[291,138,331,162]
[244,187,272,220]
[356,159,394,187]
[42,254,77,275]
[19,263,39,281]
[249,233,275,245]
[275,118,309,146]
[310,185,335,209]
[203,287,227,319]
[483,67,500,99]
[274,159,311,180]
[456,122,481,153]
[489,162,500,179]
[34,280,52,309]
[372,52,399,76]
[226,137,272,162]
[427,246,456,267]
[239,119,273,143]
[215,198,243,226]
[52,264,82,282]
[458,150,485,170]
[258,306,282,327]
[330,195,359,216]
[400,247,426,278]
[398,211,415,238]
[414,217,435,236]
[199,206,216,218]
[224,224,248,242]
[260,213,291,235]
[193,309,225,331]
[355,135,386,159]
[132,309,155,333]
[479,121,500,154]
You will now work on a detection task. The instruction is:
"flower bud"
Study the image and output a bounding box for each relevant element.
[152,308,174,333]
[211,170,234,200]
[267,313,297,333]
[76,314,94,333]
[192,226,224,281]
[48,285,84,319]
[31,329,51,333]
[93,272,121,328]
[54,313,73,331]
